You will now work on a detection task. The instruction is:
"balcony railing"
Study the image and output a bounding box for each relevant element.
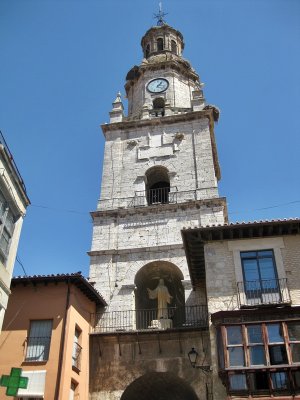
[72,342,82,370]
[130,187,179,207]
[128,187,198,208]
[93,305,208,333]
[0,130,27,193]
[237,278,291,307]
[146,187,170,205]
[25,336,51,362]
[97,187,219,210]
[148,107,192,119]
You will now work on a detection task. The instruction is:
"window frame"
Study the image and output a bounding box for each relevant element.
[228,238,289,307]
[219,320,300,396]
[241,249,280,301]
[0,205,15,263]
[287,321,300,364]
[25,320,53,362]
[72,326,82,372]
[69,380,78,400]
[229,238,286,282]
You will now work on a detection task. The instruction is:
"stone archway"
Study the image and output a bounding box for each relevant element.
[120,372,199,400]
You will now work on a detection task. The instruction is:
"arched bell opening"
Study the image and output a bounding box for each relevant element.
[145,43,150,58]
[157,37,164,51]
[171,39,177,54]
[134,261,185,330]
[121,372,199,400]
[152,97,165,117]
[145,166,170,205]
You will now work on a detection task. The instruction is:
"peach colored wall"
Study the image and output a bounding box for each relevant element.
[59,285,96,400]
[0,281,96,400]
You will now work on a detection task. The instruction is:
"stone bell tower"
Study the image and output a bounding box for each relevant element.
[89,18,228,400]
[89,21,227,306]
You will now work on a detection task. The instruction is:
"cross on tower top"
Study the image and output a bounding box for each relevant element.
[153,2,168,26]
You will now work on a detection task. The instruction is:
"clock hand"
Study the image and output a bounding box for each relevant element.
[156,81,164,88]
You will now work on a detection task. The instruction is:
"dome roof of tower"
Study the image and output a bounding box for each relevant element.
[141,24,184,49]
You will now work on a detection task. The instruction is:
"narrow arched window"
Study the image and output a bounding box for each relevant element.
[153,98,165,117]
[145,44,150,58]
[171,40,177,54]
[145,166,170,205]
[157,38,164,51]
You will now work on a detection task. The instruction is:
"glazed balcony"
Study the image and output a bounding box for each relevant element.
[237,278,291,308]
[93,305,208,334]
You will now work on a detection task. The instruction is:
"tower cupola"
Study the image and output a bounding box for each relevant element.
[125,21,205,120]
[141,25,184,59]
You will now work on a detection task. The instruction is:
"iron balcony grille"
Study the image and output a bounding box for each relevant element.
[0,130,27,193]
[98,188,213,210]
[93,305,208,333]
[237,278,291,307]
[148,107,192,119]
[132,187,178,207]
[72,342,82,370]
[146,187,170,205]
[25,336,51,362]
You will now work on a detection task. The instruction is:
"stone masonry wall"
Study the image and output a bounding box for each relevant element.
[99,118,219,209]
[90,247,206,312]
[127,67,199,117]
[89,330,211,400]
[89,203,225,309]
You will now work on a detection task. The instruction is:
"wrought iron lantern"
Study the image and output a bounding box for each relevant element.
[188,347,211,372]
[188,347,198,368]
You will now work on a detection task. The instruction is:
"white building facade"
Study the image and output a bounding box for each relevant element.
[0,131,30,331]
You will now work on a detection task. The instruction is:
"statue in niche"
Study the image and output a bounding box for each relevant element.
[147,278,172,319]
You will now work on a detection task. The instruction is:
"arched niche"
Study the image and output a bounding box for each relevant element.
[145,166,170,205]
[153,97,165,109]
[152,97,165,117]
[171,39,177,54]
[157,37,164,51]
[121,372,199,400]
[134,261,185,329]
[145,43,150,58]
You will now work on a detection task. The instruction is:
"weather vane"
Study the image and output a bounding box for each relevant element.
[154,2,168,26]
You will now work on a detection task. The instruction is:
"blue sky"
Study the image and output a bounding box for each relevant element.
[0,0,299,278]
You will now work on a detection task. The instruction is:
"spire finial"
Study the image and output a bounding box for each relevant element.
[154,2,168,26]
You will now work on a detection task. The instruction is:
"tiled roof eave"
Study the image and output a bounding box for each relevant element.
[11,272,107,306]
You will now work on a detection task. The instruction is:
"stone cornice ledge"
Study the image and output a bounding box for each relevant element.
[91,197,227,219]
[88,243,183,257]
[101,109,213,134]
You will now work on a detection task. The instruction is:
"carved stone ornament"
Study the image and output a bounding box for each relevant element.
[127,139,138,147]
[175,132,185,141]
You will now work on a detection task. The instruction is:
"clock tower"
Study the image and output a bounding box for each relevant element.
[89,18,228,400]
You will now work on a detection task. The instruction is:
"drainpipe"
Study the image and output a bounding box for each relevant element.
[54,279,71,400]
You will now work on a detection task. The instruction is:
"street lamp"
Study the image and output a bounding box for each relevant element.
[188,347,198,368]
[188,347,211,372]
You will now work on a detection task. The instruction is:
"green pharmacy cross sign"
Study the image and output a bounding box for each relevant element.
[0,368,28,397]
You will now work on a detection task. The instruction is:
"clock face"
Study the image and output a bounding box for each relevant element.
[147,78,169,93]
